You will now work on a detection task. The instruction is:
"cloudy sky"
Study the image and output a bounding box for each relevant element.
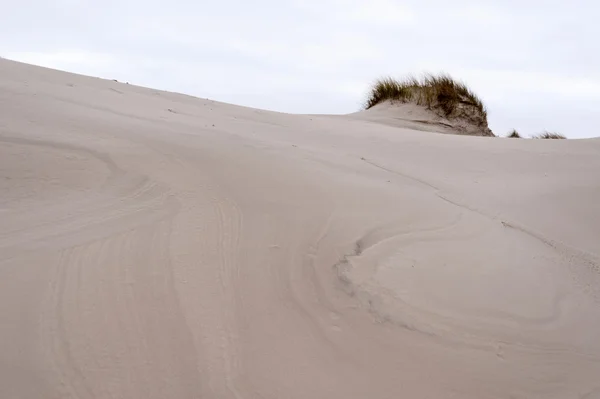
[2,0,598,138]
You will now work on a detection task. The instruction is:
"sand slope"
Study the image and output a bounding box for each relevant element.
[1,59,600,399]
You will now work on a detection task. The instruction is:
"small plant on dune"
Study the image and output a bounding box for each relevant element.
[532,131,566,139]
[365,73,488,125]
[507,129,521,138]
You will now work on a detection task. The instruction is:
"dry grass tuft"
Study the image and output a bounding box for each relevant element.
[365,73,487,125]
[365,77,412,109]
[532,131,566,139]
[507,129,521,138]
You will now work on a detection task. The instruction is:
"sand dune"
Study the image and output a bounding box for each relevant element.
[1,58,600,398]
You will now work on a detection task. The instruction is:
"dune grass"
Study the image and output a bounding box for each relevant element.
[365,73,487,123]
[532,131,566,139]
[507,129,521,138]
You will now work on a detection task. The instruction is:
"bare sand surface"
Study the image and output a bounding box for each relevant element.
[1,59,600,398]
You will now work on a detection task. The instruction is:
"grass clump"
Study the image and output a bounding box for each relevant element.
[532,131,566,139]
[365,77,412,109]
[507,129,521,138]
[365,73,487,124]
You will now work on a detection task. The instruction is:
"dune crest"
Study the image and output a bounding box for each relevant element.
[352,101,495,136]
[363,74,494,136]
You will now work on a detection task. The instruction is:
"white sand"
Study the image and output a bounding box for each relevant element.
[1,59,600,399]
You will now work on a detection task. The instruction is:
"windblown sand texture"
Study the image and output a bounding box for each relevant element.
[1,59,600,399]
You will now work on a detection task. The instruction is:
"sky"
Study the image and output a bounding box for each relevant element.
[2,0,599,138]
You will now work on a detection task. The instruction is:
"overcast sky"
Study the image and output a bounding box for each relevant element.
[2,0,598,138]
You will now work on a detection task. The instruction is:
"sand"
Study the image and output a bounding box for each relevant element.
[1,58,600,399]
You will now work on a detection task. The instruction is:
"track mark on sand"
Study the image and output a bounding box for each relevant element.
[214,197,245,399]
[361,156,600,294]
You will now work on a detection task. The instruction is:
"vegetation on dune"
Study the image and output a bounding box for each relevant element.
[532,131,567,139]
[507,129,521,138]
[365,73,488,125]
[364,74,568,139]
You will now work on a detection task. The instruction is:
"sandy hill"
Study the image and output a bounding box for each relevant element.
[1,58,600,399]
[350,100,493,135]
[361,75,495,136]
